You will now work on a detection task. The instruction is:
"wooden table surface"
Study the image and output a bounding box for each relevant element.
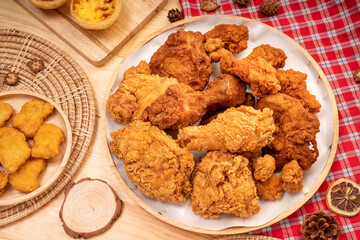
[0,1,214,239]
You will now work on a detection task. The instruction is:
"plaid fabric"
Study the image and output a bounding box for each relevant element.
[179,0,360,239]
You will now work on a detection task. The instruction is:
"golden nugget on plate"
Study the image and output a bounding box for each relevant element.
[0,101,13,127]
[9,158,46,193]
[0,171,8,195]
[0,127,31,173]
[190,151,259,218]
[12,100,54,138]
[32,123,65,159]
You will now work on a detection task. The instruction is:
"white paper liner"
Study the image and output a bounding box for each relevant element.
[105,16,334,230]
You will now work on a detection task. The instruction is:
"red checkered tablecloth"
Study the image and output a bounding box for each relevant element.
[179,0,360,239]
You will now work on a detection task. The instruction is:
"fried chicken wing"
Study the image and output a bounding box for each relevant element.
[256,93,320,170]
[0,127,31,173]
[277,69,321,113]
[31,123,65,159]
[12,100,54,138]
[177,105,275,153]
[220,44,287,97]
[281,160,303,193]
[109,121,195,203]
[123,60,151,77]
[190,151,259,218]
[204,24,249,54]
[0,101,13,127]
[255,173,283,200]
[106,74,178,123]
[142,74,246,130]
[253,154,276,182]
[149,29,212,91]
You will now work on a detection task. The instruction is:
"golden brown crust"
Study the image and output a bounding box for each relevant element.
[149,29,212,91]
[0,171,8,195]
[0,101,13,127]
[253,154,276,182]
[256,173,283,200]
[29,0,68,9]
[281,160,303,193]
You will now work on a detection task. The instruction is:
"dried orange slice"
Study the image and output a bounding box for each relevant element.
[326,178,360,217]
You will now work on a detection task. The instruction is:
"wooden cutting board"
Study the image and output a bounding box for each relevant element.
[15,0,168,66]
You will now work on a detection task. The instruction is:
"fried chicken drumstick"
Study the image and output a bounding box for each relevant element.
[142,74,246,130]
[109,121,194,203]
[256,93,320,170]
[177,105,275,153]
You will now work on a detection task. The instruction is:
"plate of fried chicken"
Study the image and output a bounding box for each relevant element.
[104,16,338,233]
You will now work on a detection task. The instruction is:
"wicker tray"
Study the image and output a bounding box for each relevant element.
[0,28,96,226]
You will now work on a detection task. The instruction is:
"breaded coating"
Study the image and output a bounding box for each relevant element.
[123,60,151,77]
[0,171,8,195]
[150,29,212,91]
[190,151,259,218]
[256,173,283,200]
[281,160,303,193]
[253,154,276,182]
[204,24,249,54]
[0,127,31,173]
[0,101,13,127]
[12,100,54,138]
[109,121,195,203]
[31,123,65,159]
[177,105,275,153]
[9,158,46,193]
[106,74,178,123]
[277,69,321,114]
[220,44,286,97]
[142,74,246,130]
[257,93,320,170]
[204,38,233,62]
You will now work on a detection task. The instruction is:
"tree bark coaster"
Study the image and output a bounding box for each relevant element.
[59,178,122,239]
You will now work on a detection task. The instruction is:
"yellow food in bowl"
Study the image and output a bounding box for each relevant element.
[71,0,122,30]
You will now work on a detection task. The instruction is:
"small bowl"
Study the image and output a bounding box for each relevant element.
[0,91,72,206]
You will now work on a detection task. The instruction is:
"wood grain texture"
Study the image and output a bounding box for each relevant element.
[102,15,339,235]
[15,0,168,66]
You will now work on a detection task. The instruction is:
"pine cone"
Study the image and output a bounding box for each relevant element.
[260,0,280,16]
[234,0,248,6]
[301,211,341,240]
[167,9,183,23]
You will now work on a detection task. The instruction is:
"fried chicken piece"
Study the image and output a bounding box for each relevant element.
[106,74,178,123]
[190,151,259,218]
[123,60,151,77]
[149,29,212,91]
[204,38,233,62]
[31,123,65,159]
[220,44,286,97]
[256,93,320,170]
[12,100,54,138]
[255,173,283,200]
[177,105,275,153]
[0,171,8,195]
[281,160,303,193]
[0,101,13,127]
[253,154,276,182]
[109,121,195,203]
[0,127,31,173]
[277,69,321,114]
[142,74,246,130]
[204,24,249,54]
[9,158,46,193]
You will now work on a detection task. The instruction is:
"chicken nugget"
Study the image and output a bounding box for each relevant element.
[12,100,54,138]
[255,173,283,200]
[9,158,46,193]
[32,123,64,159]
[0,171,8,195]
[281,160,303,193]
[253,154,276,182]
[0,101,13,127]
[0,127,31,173]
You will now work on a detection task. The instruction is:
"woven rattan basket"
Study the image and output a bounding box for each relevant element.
[0,28,96,226]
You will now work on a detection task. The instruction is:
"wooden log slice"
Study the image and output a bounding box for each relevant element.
[59,178,122,239]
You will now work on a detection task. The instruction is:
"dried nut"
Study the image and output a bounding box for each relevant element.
[326,178,360,217]
[353,69,360,83]
[200,0,220,12]
[27,59,44,73]
[4,72,18,85]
